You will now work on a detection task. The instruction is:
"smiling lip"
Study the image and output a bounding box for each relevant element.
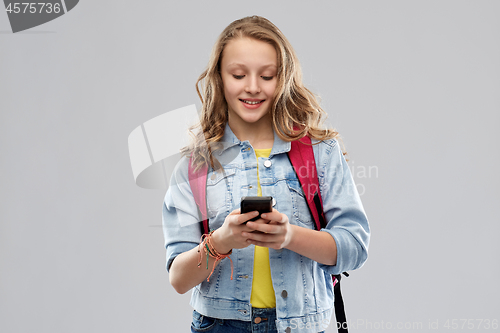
[240,99,264,109]
[240,99,264,105]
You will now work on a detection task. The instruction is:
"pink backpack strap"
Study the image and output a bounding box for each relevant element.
[188,157,210,235]
[288,136,327,231]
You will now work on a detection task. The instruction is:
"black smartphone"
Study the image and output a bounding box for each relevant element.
[240,196,273,222]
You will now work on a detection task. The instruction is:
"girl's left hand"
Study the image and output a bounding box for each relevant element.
[242,209,293,250]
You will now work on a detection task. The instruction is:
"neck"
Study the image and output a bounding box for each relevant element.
[228,115,274,149]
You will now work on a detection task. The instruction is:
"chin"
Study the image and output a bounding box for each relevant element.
[242,113,269,124]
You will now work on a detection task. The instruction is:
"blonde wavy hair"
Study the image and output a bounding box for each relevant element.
[182,15,343,170]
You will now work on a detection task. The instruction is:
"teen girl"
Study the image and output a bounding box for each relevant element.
[163,16,370,333]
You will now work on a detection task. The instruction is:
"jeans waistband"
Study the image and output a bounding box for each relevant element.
[251,307,276,320]
[251,307,276,314]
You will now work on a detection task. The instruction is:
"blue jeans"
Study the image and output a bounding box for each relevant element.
[190,308,325,333]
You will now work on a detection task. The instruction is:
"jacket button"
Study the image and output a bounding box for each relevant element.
[254,317,262,324]
[281,290,288,298]
[285,327,291,333]
[210,173,216,180]
[264,160,272,168]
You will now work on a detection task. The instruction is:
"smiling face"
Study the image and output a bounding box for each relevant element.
[220,37,278,134]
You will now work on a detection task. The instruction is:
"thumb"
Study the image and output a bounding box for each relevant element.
[228,208,241,216]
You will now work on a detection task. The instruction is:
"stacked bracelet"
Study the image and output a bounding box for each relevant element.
[197,230,234,281]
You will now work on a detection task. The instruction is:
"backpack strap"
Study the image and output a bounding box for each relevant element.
[288,136,327,231]
[333,273,348,333]
[188,157,210,235]
[287,136,349,333]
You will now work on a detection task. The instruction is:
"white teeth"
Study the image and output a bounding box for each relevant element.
[241,100,262,105]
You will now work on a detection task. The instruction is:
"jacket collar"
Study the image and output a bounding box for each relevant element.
[220,123,291,157]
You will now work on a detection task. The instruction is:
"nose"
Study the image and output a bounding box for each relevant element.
[244,76,261,94]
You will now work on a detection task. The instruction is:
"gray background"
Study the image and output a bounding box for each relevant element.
[1,1,499,332]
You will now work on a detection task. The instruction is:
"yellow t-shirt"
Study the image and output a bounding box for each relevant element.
[250,148,276,308]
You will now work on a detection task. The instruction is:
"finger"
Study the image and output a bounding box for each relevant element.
[245,221,278,234]
[237,211,259,225]
[260,211,288,223]
[227,210,247,224]
[244,231,279,243]
[227,214,241,224]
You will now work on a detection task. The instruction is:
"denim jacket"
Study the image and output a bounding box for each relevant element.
[162,124,370,333]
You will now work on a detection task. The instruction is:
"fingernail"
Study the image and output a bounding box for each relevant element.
[261,214,267,218]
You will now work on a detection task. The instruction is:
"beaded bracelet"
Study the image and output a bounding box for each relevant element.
[197,230,234,281]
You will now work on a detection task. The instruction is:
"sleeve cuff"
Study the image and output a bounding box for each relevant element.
[317,227,368,275]
[166,241,199,273]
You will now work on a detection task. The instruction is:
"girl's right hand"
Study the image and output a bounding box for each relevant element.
[211,209,260,253]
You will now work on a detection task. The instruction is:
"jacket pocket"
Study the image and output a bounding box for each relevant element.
[206,168,236,218]
[286,179,314,228]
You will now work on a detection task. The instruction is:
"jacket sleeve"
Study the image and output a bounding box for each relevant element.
[162,156,203,272]
[315,140,370,275]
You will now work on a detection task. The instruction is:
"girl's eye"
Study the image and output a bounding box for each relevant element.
[262,76,274,81]
[233,75,245,79]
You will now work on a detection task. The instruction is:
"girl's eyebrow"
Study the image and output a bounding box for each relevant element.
[226,63,277,69]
